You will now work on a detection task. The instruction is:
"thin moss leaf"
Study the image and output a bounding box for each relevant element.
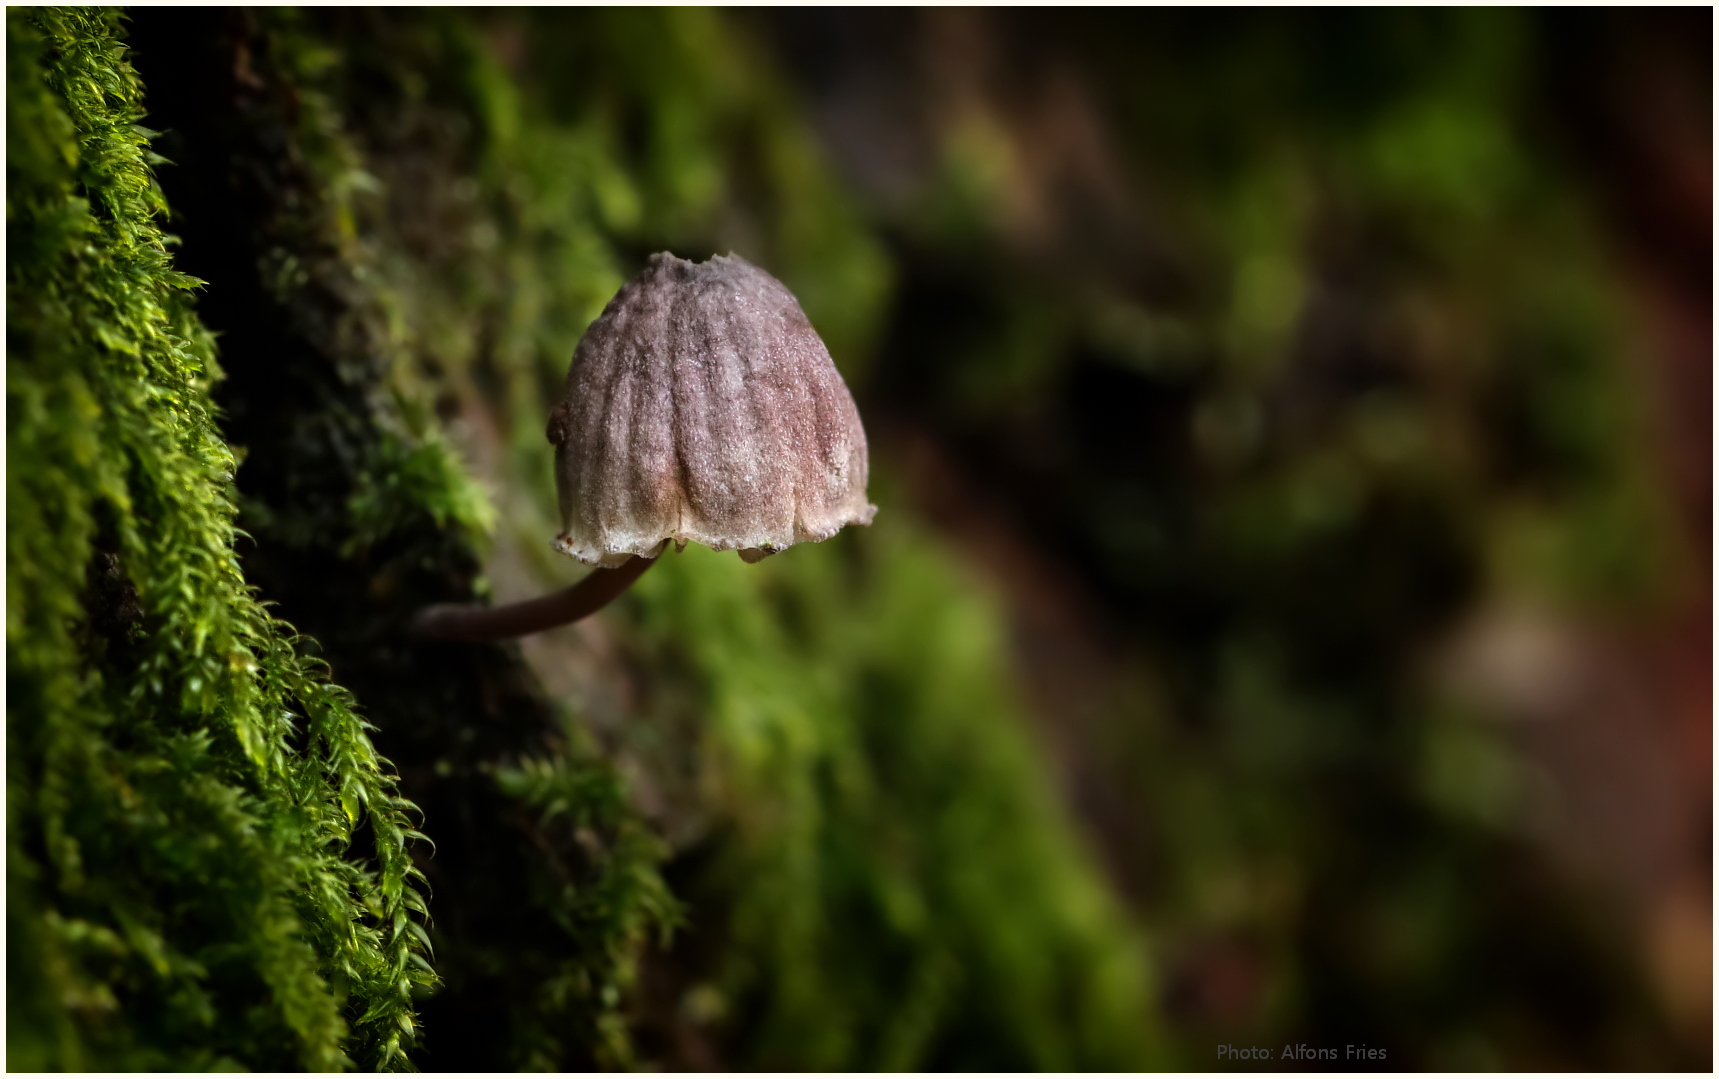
[8,8,432,1070]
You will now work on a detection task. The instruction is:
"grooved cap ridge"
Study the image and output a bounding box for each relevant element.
[549,252,876,568]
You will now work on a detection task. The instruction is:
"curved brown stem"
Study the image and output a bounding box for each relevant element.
[409,554,657,642]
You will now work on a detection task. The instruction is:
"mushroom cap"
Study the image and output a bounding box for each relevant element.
[548,252,876,568]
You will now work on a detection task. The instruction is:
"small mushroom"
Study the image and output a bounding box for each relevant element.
[411,252,876,642]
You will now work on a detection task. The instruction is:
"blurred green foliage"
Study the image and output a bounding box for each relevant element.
[624,520,1159,1069]
[9,6,1697,1072]
[6,8,430,1069]
[842,8,1692,1067]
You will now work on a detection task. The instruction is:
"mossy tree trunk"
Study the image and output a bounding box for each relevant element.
[122,9,669,1070]
[14,8,1173,1072]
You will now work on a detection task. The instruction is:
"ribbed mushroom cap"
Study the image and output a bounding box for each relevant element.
[548,253,876,568]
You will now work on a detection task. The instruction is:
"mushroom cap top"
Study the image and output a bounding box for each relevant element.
[548,252,876,568]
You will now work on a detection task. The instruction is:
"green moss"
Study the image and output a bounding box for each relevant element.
[621,521,1163,1069]
[7,9,430,1069]
[221,12,682,1069]
[306,8,1161,1068]
[492,750,680,1070]
[13,8,1168,1069]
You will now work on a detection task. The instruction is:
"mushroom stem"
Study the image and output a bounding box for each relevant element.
[409,553,657,642]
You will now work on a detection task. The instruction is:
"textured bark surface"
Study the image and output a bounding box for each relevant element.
[550,254,875,567]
